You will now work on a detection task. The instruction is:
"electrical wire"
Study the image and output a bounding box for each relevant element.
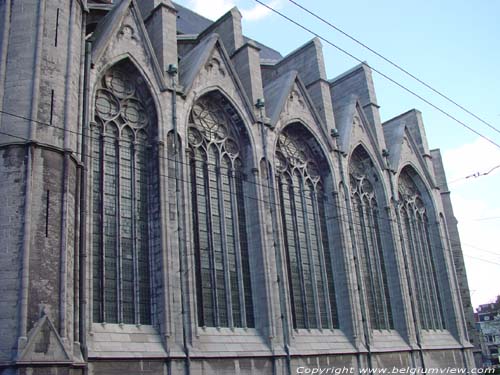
[286,0,500,136]
[2,123,499,271]
[253,0,500,151]
[1,106,498,264]
[448,164,500,184]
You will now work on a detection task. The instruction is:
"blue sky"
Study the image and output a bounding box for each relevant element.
[174,0,500,309]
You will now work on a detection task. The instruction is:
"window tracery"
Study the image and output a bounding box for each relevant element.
[275,128,338,330]
[91,62,154,325]
[349,147,393,330]
[187,95,254,329]
[398,168,445,330]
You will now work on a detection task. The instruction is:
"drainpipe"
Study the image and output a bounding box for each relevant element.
[167,64,191,375]
[78,40,92,360]
[256,99,291,375]
[331,130,372,369]
[383,150,425,369]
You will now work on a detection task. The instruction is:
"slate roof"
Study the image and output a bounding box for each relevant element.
[174,2,282,62]
[263,70,298,126]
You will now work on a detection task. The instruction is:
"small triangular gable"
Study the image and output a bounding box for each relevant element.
[263,71,332,148]
[336,97,383,165]
[349,101,385,166]
[396,125,436,188]
[91,0,167,90]
[179,34,256,123]
[17,314,71,364]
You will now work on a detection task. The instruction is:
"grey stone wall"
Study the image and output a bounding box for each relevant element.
[0,1,477,374]
[0,146,26,363]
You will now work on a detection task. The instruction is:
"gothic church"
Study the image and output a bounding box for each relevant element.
[0,0,477,374]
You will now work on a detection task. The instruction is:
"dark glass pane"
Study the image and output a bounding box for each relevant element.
[103,131,118,323]
[191,150,213,326]
[136,136,151,324]
[306,183,327,328]
[120,131,134,324]
[92,62,153,325]
[279,175,305,329]
[236,168,254,328]
[372,207,393,329]
[92,129,103,322]
[317,188,338,328]
[208,147,227,327]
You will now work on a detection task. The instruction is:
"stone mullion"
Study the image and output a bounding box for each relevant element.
[131,140,139,325]
[230,167,246,328]
[410,214,430,328]
[216,158,233,328]
[425,218,445,329]
[115,136,123,324]
[95,129,105,322]
[103,130,121,323]
[414,212,436,329]
[289,178,309,329]
[415,215,435,329]
[299,178,320,328]
[430,219,446,331]
[407,209,429,329]
[357,199,378,329]
[420,216,441,329]
[190,153,206,326]
[369,206,391,329]
[401,210,424,328]
[204,155,220,327]
[277,176,300,328]
[367,203,389,329]
[311,187,333,329]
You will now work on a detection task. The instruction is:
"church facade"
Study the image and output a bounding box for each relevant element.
[0,0,477,374]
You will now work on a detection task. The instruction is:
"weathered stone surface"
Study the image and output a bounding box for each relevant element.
[0,1,476,373]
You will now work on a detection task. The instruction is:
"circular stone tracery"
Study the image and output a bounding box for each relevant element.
[105,70,135,98]
[94,67,150,131]
[276,130,321,183]
[191,101,228,142]
[188,97,241,159]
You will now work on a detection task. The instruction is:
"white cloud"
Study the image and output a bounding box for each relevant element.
[187,0,282,22]
[187,0,236,20]
[241,0,283,21]
[442,138,500,309]
[443,137,500,185]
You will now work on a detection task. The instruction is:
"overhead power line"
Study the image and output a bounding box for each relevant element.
[449,164,500,184]
[2,114,500,268]
[287,0,500,136]
[253,0,500,151]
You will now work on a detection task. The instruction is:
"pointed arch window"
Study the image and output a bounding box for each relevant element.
[349,147,393,330]
[275,127,338,330]
[187,95,254,328]
[91,62,156,325]
[398,168,445,330]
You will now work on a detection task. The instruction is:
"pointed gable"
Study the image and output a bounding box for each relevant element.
[383,119,406,171]
[263,71,297,127]
[330,63,387,151]
[91,0,167,90]
[334,95,384,166]
[179,34,219,93]
[18,314,71,364]
[263,71,331,149]
[178,34,256,123]
[383,113,437,188]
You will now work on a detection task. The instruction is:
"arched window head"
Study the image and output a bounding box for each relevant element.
[349,146,393,330]
[91,60,157,325]
[398,167,445,330]
[275,125,338,330]
[187,92,254,329]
